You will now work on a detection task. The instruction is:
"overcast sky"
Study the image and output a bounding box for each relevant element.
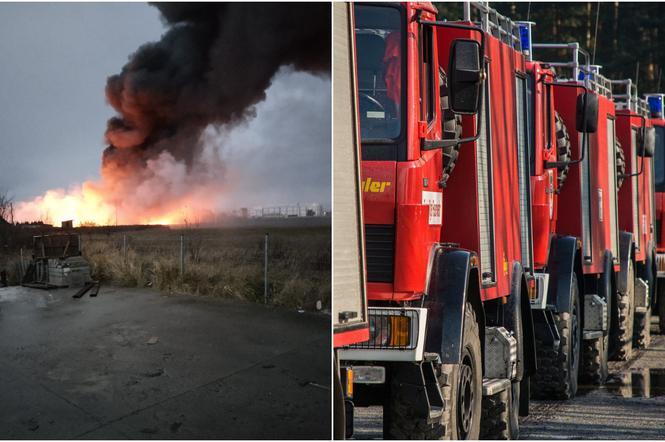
[0,2,331,209]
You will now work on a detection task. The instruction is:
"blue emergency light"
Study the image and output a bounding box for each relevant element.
[578,71,595,81]
[516,21,534,58]
[647,95,664,118]
[519,25,530,52]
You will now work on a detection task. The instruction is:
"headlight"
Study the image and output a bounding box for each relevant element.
[366,310,413,348]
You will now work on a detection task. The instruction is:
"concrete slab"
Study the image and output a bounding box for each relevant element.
[0,286,330,439]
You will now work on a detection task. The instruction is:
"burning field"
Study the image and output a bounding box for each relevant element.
[13,3,330,227]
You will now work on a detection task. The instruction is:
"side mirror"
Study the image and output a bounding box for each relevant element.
[448,39,482,115]
[640,127,656,157]
[576,92,599,133]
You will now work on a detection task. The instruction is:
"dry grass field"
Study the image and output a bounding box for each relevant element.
[0,219,330,311]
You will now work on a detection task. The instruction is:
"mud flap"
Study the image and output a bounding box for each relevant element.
[546,236,581,314]
[390,361,444,423]
[617,231,633,295]
[532,309,561,350]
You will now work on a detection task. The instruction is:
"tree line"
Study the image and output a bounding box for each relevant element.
[434,2,665,93]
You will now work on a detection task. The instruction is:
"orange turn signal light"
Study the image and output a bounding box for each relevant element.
[388,316,411,347]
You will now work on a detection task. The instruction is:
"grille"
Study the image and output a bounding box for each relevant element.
[348,308,419,350]
[365,224,395,283]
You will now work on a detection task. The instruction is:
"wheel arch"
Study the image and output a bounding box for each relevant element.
[423,247,485,369]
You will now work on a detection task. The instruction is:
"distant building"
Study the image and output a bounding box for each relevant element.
[247,203,326,218]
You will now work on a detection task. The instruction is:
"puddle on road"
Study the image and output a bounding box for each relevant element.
[603,368,665,398]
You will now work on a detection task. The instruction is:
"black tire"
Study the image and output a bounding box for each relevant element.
[451,303,482,440]
[555,111,572,191]
[384,363,453,440]
[502,280,523,437]
[581,267,612,385]
[385,304,481,440]
[532,273,581,399]
[634,307,652,348]
[616,139,626,190]
[580,334,609,385]
[611,260,634,360]
[480,389,510,440]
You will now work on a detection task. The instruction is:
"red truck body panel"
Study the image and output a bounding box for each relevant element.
[441,27,525,301]
[525,62,558,269]
[554,85,620,274]
[616,110,653,263]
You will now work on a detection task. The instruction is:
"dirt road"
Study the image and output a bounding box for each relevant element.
[0,286,330,439]
[521,320,665,439]
[352,320,665,440]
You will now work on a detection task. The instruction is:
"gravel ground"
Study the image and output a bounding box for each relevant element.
[0,285,330,439]
[521,319,665,440]
[352,319,665,440]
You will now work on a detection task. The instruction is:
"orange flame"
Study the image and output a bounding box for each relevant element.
[15,178,216,227]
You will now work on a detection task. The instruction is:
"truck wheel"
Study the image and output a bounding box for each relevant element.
[581,267,611,385]
[611,260,634,360]
[385,363,453,440]
[385,303,481,440]
[580,334,609,385]
[616,139,626,190]
[634,307,651,348]
[555,111,572,190]
[480,388,510,440]
[532,273,581,399]
[451,304,482,440]
[502,279,523,437]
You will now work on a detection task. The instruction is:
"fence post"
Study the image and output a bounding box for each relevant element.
[180,234,185,276]
[19,247,24,278]
[264,233,269,304]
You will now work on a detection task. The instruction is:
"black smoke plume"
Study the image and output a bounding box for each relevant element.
[102,3,330,207]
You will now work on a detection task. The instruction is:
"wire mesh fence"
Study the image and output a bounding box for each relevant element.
[73,226,330,311]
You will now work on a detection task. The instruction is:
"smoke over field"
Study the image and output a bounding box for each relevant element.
[15,3,330,226]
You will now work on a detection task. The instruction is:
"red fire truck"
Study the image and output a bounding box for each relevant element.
[339,3,540,439]
[611,80,656,351]
[646,93,665,334]
[522,36,635,385]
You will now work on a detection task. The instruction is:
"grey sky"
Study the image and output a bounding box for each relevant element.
[0,2,331,210]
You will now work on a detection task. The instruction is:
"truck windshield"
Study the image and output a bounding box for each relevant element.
[656,126,665,192]
[354,4,403,141]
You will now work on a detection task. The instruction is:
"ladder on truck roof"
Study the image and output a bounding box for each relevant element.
[463,2,522,50]
[462,2,612,100]
[511,16,612,99]
[611,79,650,116]
[531,42,612,99]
